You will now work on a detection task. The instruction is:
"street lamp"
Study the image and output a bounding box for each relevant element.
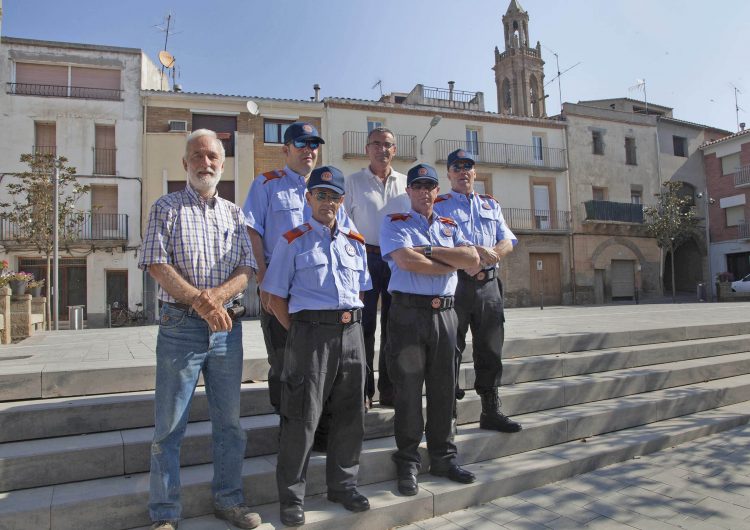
[697,190,716,301]
[419,115,442,155]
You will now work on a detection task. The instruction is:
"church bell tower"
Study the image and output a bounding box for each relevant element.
[492,0,547,118]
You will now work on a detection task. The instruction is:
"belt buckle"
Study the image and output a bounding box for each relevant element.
[476,271,486,281]
[340,311,352,324]
[431,297,442,309]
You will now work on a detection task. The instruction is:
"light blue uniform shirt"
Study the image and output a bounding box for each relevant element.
[380,209,471,296]
[433,191,518,254]
[262,218,371,314]
[243,165,353,264]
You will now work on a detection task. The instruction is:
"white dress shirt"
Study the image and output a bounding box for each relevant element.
[344,166,410,245]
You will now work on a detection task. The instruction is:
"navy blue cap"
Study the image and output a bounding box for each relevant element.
[447,149,475,169]
[308,166,344,194]
[407,163,439,186]
[283,122,325,144]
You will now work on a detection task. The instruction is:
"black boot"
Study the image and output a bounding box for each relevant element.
[479,390,521,433]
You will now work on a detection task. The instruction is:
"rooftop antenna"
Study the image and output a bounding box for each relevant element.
[154,13,179,87]
[542,45,581,113]
[371,79,383,98]
[628,78,648,115]
[730,83,744,132]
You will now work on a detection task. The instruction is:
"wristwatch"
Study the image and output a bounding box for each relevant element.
[424,245,433,258]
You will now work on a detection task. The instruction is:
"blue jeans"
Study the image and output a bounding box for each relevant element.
[149,304,246,521]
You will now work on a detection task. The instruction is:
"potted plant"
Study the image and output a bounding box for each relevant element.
[7,271,34,296]
[0,260,9,289]
[28,278,45,297]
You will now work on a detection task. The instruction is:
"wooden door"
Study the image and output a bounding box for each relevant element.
[529,253,562,306]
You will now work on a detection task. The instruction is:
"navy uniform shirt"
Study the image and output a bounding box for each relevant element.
[380,209,471,296]
[433,191,517,255]
[262,218,371,314]
[243,166,353,264]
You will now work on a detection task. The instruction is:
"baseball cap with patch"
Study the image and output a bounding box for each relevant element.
[446,148,475,169]
[407,163,439,186]
[283,122,325,144]
[307,165,345,194]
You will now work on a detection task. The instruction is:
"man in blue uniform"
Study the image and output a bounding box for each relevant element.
[262,166,371,526]
[244,122,342,449]
[433,149,521,433]
[380,163,480,496]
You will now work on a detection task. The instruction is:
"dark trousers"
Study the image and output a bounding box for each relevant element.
[260,304,331,443]
[276,318,366,506]
[386,299,458,474]
[362,249,393,400]
[454,276,505,395]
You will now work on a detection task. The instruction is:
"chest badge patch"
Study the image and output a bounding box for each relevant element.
[441,226,453,237]
[481,202,492,210]
[345,244,356,256]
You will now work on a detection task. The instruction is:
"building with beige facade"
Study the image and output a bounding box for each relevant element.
[0,35,164,326]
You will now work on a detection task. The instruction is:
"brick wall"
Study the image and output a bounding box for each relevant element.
[705,143,750,242]
[146,106,191,133]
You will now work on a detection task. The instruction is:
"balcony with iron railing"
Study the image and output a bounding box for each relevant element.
[435,139,567,170]
[734,165,750,188]
[32,145,57,157]
[93,148,117,175]
[739,220,750,240]
[7,82,122,101]
[342,131,417,161]
[0,213,128,243]
[504,208,570,233]
[584,200,644,223]
[404,84,485,111]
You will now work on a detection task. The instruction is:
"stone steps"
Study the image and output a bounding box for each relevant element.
[4,378,749,530]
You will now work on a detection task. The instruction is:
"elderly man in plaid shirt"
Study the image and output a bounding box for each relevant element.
[139,129,260,530]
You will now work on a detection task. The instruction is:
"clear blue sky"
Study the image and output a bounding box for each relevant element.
[3,0,746,133]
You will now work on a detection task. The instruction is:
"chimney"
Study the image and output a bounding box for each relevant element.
[448,81,455,101]
[741,122,746,131]
[313,84,321,102]
[173,84,183,93]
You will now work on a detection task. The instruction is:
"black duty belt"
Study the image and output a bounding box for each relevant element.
[292,308,363,325]
[162,301,245,320]
[392,292,455,310]
[458,268,497,282]
[365,244,381,255]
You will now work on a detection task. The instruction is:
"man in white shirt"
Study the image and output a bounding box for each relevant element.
[344,127,409,408]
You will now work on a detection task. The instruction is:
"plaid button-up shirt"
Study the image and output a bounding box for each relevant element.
[139,184,256,304]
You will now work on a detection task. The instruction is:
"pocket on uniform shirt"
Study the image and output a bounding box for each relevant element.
[280,374,307,420]
[338,251,365,290]
[295,249,329,287]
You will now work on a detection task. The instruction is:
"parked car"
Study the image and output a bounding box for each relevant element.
[731,273,750,293]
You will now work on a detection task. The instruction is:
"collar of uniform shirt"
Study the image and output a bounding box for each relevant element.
[449,189,476,202]
[309,216,340,239]
[184,182,217,208]
[283,164,308,184]
[409,207,442,224]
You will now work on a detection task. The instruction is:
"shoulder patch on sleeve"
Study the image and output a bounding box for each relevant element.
[438,216,458,227]
[434,194,451,204]
[388,213,411,222]
[479,193,498,203]
[343,230,365,245]
[262,169,286,183]
[282,223,312,243]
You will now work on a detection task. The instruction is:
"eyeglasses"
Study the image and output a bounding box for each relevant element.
[409,181,438,191]
[450,162,474,172]
[313,191,342,202]
[367,141,395,150]
[290,139,321,150]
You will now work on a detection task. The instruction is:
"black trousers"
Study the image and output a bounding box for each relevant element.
[454,275,505,395]
[276,317,366,506]
[362,249,393,400]
[386,298,458,475]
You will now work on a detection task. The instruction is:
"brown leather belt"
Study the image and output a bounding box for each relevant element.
[458,268,497,282]
[365,244,381,254]
[292,308,363,325]
[392,292,455,310]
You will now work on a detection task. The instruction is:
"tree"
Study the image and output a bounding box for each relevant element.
[643,181,701,303]
[0,153,90,328]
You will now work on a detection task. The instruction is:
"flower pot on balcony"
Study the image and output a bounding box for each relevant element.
[9,280,27,296]
[30,286,42,297]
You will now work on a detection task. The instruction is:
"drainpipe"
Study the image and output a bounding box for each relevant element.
[561,108,577,304]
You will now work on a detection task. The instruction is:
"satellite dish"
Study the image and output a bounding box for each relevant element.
[158,50,175,69]
[246,100,259,116]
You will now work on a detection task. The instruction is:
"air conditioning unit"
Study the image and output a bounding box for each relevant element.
[168,120,187,132]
